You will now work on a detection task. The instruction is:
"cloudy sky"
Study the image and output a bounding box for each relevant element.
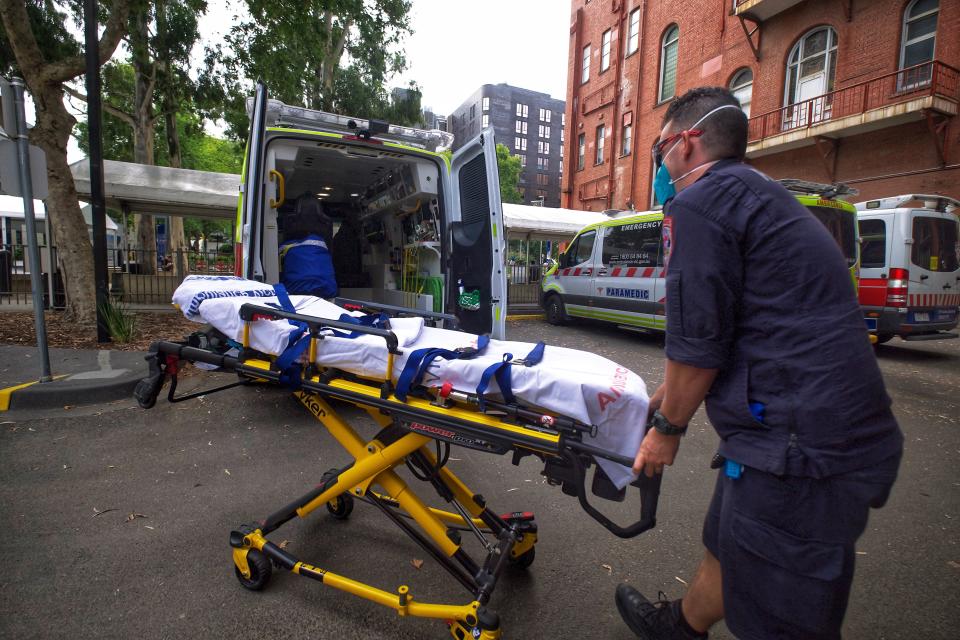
[50,0,571,165]
[199,0,571,115]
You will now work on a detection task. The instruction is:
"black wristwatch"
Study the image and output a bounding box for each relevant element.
[649,410,688,436]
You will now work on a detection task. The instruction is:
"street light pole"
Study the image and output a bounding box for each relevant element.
[85,0,110,343]
[10,79,51,382]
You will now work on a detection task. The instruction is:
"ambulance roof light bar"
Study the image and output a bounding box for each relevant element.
[248,98,455,152]
[854,194,960,214]
[777,179,859,200]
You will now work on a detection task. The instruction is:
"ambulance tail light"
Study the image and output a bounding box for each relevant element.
[234,244,243,277]
[886,268,909,307]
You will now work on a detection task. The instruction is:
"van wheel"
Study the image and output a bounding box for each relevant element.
[874,333,894,345]
[545,295,568,326]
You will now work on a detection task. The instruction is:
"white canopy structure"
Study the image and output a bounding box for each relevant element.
[70,159,240,218]
[502,203,608,241]
[68,160,609,242]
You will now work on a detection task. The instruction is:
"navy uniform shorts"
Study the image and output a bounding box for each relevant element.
[702,453,900,640]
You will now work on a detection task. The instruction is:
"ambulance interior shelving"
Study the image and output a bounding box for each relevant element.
[254,101,451,317]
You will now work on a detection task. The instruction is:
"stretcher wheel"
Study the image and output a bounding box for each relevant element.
[326,494,354,520]
[508,546,536,569]
[234,549,272,590]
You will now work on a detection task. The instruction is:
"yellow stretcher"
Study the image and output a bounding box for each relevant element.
[134,301,661,639]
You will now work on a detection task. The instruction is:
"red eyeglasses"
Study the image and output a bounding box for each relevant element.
[652,129,703,167]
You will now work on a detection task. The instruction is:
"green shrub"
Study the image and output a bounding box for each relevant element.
[98,297,137,343]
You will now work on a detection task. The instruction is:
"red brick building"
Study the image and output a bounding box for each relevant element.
[562,0,959,211]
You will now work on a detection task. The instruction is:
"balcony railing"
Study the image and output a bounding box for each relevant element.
[581,82,616,115]
[733,0,805,21]
[748,61,959,143]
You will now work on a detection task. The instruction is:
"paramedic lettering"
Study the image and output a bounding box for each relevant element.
[617,87,903,640]
[605,288,650,300]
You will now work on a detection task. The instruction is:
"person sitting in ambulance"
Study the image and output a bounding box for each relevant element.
[279,193,339,298]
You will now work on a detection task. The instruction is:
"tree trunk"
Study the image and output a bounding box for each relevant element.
[163,110,188,279]
[30,85,97,322]
[131,5,157,275]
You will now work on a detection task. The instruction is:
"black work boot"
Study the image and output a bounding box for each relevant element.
[615,584,708,639]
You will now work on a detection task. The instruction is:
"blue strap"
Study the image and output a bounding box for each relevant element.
[394,335,491,402]
[476,354,515,411]
[327,312,390,339]
[272,284,310,389]
[475,341,545,410]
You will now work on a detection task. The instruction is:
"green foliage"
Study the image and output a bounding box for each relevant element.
[203,0,417,141]
[0,0,82,75]
[99,297,137,343]
[496,143,523,205]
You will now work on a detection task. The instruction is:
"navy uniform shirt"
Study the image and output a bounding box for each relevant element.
[663,160,903,478]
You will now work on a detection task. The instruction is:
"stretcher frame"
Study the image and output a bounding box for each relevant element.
[135,301,661,639]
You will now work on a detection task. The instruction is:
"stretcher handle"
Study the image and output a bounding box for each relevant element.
[238,303,401,353]
[564,448,662,539]
[334,297,459,328]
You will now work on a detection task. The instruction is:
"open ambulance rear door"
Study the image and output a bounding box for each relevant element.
[238,81,269,281]
[449,129,507,339]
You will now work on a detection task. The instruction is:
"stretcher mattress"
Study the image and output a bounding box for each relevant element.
[173,276,648,487]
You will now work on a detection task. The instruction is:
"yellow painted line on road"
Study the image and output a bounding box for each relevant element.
[0,375,69,411]
[506,314,544,321]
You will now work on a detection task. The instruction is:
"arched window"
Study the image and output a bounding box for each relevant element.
[900,0,938,87]
[730,68,753,118]
[659,25,679,103]
[784,27,838,127]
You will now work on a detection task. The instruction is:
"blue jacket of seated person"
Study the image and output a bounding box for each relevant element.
[279,234,339,298]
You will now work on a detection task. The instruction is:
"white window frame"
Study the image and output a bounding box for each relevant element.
[658,25,679,103]
[784,26,838,109]
[482,96,490,112]
[729,68,753,118]
[577,133,586,170]
[601,29,612,72]
[482,114,489,128]
[626,8,640,56]
[544,110,552,123]
[621,123,632,157]
[899,0,938,86]
[582,44,591,83]
[595,124,605,165]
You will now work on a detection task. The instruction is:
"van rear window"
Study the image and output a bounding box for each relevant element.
[601,221,663,268]
[912,216,959,272]
[808,206,857,267]
[858,219,886,269]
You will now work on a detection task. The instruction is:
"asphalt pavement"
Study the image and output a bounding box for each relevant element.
[0,320,957,639]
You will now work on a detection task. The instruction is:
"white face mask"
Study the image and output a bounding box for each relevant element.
[666,104,743,186]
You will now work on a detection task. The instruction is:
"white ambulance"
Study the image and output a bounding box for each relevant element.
[540,181,861,332]
[235,83,507,338]
[856,194,959,343]
[540,211,666,330]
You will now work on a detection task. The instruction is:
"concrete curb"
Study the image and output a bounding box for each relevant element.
[0,350,148,412]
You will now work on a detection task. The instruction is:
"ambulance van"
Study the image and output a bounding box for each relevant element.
[235,83,507,338]
[856,194,959,343]
[541,180,861,331]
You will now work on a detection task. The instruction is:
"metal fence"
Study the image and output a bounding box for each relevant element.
[3,242,546,311]
[507,263,545,306]
[0,244,236,308]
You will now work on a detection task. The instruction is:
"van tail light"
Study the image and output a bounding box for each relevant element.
[234,244,243,277]
[886,267,909,307]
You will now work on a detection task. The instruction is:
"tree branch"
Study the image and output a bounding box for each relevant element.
[42,0,135,84]
[62,85,136,128]
[0,0,47,86]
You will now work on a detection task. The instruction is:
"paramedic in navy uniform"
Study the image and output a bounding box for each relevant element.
[616,87,903,640]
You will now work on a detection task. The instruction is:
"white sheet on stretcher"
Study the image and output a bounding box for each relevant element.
[183,288,648,488]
